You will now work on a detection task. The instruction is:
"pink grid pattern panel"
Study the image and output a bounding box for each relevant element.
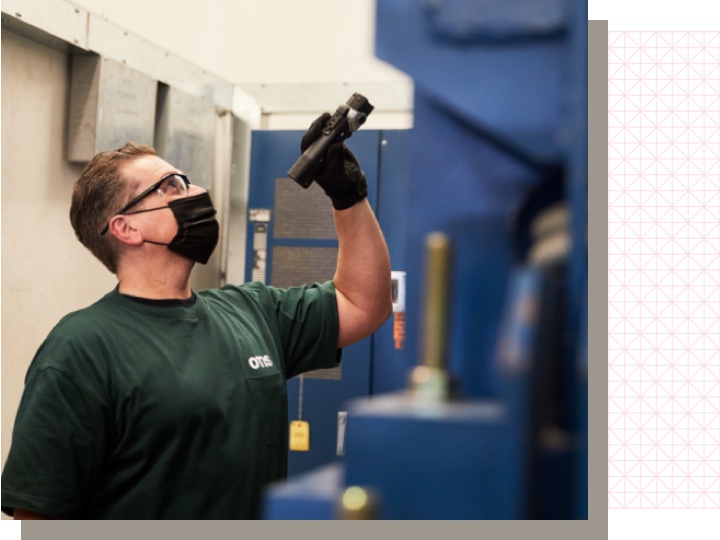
[609,31,720,509]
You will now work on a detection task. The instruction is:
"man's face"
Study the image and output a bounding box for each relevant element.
[117,155,206,244]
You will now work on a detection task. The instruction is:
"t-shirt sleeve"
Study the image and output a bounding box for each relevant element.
[1,360,107,518]
[264,280,342,378]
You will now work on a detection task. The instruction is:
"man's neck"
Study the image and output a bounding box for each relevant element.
[116,258,194,300]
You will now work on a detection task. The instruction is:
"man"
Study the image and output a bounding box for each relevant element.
[1,114,392,519]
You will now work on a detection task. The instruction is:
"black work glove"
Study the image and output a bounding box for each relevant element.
[300,113,368,210]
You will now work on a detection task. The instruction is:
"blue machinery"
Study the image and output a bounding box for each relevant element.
[248,0,588,519]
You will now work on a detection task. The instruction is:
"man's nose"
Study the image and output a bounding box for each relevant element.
[188,184,207,196]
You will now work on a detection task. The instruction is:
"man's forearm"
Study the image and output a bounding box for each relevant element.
[333,199,392,347]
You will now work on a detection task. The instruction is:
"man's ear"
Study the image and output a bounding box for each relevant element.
[108,216,143,246]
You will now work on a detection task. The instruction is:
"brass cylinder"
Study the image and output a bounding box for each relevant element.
[421,232,451,370]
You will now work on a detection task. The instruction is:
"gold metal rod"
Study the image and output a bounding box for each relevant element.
[421,232,451,370]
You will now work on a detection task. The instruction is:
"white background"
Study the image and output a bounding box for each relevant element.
[590,0,720,31]
[594,0,720,538]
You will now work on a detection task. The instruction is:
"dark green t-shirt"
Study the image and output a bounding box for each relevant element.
[1,281,340,519]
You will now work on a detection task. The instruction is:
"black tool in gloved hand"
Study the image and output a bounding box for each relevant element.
[298,118,368,210]
[288,93,373,210]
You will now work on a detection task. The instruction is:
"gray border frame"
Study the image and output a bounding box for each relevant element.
[587,20,608,534]
[22,19,607,540]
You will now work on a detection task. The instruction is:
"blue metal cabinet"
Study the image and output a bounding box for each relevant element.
[369,130,414,395]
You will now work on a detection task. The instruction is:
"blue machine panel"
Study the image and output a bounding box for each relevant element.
[343,394,520,519]
[496,264,572,518]
[370,130,413,395]
[263,463,342,520]
[376,0,569,165]
[403,92,540,401]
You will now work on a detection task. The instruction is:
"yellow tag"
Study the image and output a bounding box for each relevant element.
[289,420,310,452]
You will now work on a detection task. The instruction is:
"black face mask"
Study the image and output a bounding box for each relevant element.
[144,192,219,264]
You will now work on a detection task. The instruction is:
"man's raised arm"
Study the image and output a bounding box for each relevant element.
[296,113,393,348]
[333,200,392,347]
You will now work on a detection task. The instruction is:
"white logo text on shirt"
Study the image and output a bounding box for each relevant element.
[248,355,273,369]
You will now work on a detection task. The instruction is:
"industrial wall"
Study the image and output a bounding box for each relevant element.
[0,1,412,514]
[1,28,117,482]
[70,0,407,86]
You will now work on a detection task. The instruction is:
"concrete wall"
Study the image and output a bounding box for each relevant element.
[68,0,408,86]
[1,29,119,481]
